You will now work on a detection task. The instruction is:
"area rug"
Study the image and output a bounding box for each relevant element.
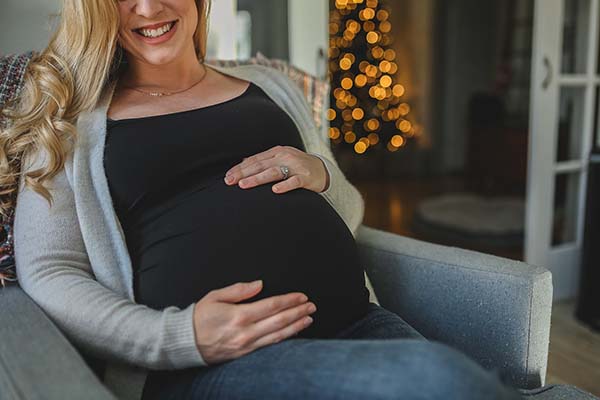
[412,192,525,248]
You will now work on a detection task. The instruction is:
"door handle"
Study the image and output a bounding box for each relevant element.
[542,56,553,90]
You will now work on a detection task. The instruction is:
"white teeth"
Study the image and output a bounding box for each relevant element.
[139,22,174,38]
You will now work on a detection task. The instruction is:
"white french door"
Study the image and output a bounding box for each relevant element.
[206,0,238,60]
[527,0,598,300]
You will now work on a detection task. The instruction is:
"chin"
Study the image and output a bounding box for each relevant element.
[130,48,182,66]
[141,53,180,65]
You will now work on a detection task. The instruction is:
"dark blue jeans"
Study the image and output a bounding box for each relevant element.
[142,302,523,400]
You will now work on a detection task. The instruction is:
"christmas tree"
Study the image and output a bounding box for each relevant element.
[328,0,418,155]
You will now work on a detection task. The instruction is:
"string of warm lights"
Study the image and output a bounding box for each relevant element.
[329,0,420,154]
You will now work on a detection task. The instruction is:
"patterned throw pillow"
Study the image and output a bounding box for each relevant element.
[0,52,35,287]
[0,51,330,286]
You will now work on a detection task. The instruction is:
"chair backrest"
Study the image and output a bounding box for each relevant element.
[0,51,330,287]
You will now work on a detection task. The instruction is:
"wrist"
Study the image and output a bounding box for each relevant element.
[312,154,330,193]
[321,166,330,192]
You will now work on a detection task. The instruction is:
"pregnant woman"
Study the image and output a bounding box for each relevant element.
[5,0,524,399]
[105,78,371,339]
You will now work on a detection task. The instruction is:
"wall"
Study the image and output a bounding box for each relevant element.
[237,0,289,61]
[435,0,503,173]
[288,0,328,78]
[0,0,60,54]
[386,0,436,177]
[207,0,238,60]
[287,0,329,140]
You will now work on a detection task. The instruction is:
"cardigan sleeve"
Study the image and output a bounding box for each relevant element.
[13,157,208,371]
[306,146,365,239]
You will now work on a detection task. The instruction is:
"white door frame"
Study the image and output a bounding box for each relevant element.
[526,0,598,300]
[207,0,238,60]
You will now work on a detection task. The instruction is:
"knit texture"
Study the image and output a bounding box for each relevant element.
[12,61,364,400]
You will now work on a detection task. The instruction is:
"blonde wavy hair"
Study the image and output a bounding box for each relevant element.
[0,0,211,218]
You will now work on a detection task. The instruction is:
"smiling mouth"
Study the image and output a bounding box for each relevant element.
[134,20,178,39]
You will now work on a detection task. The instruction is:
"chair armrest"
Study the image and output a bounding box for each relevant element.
[355,224,553,390]
[0,284,117,400]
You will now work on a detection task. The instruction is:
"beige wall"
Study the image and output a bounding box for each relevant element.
[0,0,60,54]
[288,0,328,78]
[390,0,435,150]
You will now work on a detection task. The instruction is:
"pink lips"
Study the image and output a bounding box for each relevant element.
[135,20,176,30]
[134,20,178,45]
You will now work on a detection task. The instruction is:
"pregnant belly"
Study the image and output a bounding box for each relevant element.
[128,177,371,338]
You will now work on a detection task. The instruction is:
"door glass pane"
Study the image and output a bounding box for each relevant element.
[594,86,600,149]
[597,0,600,75]
[552,172,581,246]
[562,0,591,74]
[556,86,585,162]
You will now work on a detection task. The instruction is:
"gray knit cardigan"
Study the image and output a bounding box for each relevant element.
[13,63,366,400]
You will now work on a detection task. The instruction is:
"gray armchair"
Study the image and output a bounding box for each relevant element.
[0,52,597,399]
[356,225,551,390]
[1,224,598,399]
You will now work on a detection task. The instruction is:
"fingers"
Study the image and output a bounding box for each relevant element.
[225,145,288,178]
[238,291,309,322]
[208,280,264,303]
[271,174,303,193]
[240,145,285,168]
[245,302,316,350]
[224,147,326,194]
[225,146,302,186]
[224,158,274,187]
[241,167,304,194]
[195,285,317,366]
[238,165,288,189]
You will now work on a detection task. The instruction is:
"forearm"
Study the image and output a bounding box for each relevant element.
[13,165,206,371]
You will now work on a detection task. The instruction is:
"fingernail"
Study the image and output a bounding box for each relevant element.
[225,176,233,183]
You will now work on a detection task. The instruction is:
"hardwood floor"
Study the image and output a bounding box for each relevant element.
[547,300,600,396]
[354,177,600,397]
[356,176,524,258]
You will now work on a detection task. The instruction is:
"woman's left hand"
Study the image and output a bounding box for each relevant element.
[223,145,329,194]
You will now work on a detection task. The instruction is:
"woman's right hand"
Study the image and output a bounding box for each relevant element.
[192,280,317,365]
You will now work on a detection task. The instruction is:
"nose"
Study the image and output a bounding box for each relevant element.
[134,0,164,19]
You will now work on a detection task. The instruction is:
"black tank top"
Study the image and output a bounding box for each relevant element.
[104,82,370,338]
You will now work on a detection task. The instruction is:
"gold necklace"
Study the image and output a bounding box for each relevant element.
[123,65,208,97]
